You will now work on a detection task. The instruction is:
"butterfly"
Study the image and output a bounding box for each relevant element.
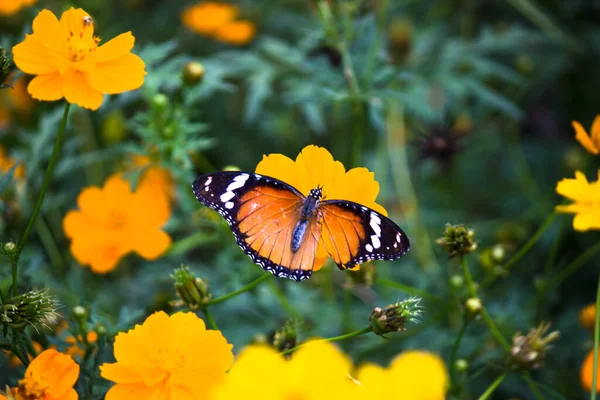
[192,172,410,281]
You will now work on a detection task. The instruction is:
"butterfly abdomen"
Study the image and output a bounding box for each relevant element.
[291,188,322,252]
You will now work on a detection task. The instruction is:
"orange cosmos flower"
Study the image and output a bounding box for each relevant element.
[182,2,256,45]
[573,116,600,155]
[130,155,174,201]
[62,174,171,274]
[255,144,387,271]
[0,349,79,400]
[581,349,600,393]
[357,350,449,400]
[555,170,600,231]
[12,8,146,110]
[0,0,36,16]
[100,311,234,400]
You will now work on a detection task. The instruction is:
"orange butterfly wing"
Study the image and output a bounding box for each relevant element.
[193,172,321,281]
[319,201,409,269]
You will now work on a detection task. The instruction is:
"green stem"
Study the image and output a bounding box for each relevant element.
[202,308,219,330]
[461,257,477,298]
[462,257,511,352]
[363,0,389,89]
[11,102,71,296]
[477,373,507,400]
[377,278,441,301]
[523,372,544,400]
[546,240,600,291]
[166,231,217,256]
[281,326,373,355]
[482,212,556,289]
[207,274,272,305]
[450,319,469,385]
[591,274,600,400]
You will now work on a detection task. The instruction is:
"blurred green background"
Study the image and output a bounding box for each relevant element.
[1,0,600,398]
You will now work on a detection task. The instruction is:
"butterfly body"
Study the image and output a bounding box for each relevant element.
[192,172,410,281]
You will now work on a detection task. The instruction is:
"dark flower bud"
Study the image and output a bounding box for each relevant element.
[1,289,59,329]
[182,61,205,86]
[272,319,300,353]
[370,297,423,336]
[171,266,211,310]
[510,322,559,370]
[436,224,477,258]
[0,47,12,89]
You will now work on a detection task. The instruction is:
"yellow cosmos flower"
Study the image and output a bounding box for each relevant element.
[256,144,387,271]
[0,145,25,181]
[212,340,361,400]
[100,311,233,400]
[0,0,36,16]
[62,174,172,274]
[182,2,256,46]
[581,349,600,393]
[0,349,79,400]
[555,170,600,231]
[357,350,449,400]
[580,303,597,331]
[573,116,600,155]
[12,8,146,110]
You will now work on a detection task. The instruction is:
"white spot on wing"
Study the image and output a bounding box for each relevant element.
[396,232,402,242]
[371,235,381,249]
[365,244,373,252]
[225,201,234,209]
[220,191,235,203]
[370,213,382,236]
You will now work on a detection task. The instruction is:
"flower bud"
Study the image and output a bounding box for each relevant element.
[388,17,413,64]
[272,319,299,353]
[452,113,473,136]
[101,110,127,144]
[510,322,559,370]
[95,324,108,336]
[370,297,423,336]
[223,165,241,171]
[151,93,169,114]
[72,305,88,321]
[0,289,59,329]
[436,224,477,258]
[464,297,482,318]
[580,303,596,331]
[514,54,534,75]
[2,241,16,255]
[182,61,205,86]
[455,359,469,373]
[449,274,464,288]
[171,266,211,310]
[0,47,11,89]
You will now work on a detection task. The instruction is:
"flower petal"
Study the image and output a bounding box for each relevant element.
[130,229,171,260]
[87,53,146,94]
[27,72,64,101]
[327,167,387,216]
[62,70,104,110]
[182,3,238,35]
[59,8,94,37]
[581,349,600,393]
[94,32,135,62]
[56,389,78,400]
[31,9,69,60]
[573,120,599,155]
[213,21,256,45]
[100,363,144,384]
[13,35,60,75]
[255,153,302,193]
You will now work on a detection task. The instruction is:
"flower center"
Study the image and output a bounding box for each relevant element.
[66,17,100,62]
[16,374,50,400]
[108,210,128,229]
[153,347,186,380]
